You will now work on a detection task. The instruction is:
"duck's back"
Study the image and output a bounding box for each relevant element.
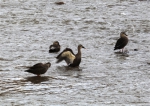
[25,63,47,75]
[49,45,60,53]
[114,37,128,50]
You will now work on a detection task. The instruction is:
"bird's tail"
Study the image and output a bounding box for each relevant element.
[25,70,29,72]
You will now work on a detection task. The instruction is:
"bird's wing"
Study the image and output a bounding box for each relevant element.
[62,51,75,64]
[115,38,122,48]
[56,49,75,64]
[114,38,128,49]
[64,48,75,55]
[30,63,43,69]
[50,45,56,50]
[56,48,74,59]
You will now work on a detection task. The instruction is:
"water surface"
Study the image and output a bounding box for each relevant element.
[0,0,150,105]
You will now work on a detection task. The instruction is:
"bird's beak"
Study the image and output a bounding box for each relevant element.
[124,31,128,36]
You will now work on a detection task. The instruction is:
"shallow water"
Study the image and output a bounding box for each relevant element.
[0,0,150,105]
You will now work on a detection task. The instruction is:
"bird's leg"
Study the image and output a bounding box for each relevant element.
[122,48,124,53]
[120,49,123,53]
[37,74,41,77]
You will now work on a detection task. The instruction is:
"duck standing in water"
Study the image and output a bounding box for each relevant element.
[114,32,128,52]
[49,41,60,53]
[56,44,85,67]
[25,62,51,76]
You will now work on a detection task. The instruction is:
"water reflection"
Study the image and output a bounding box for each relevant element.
[114,51,129,57]
[25,76,49,84]
[56,66,83,78]
[57,65,82,71]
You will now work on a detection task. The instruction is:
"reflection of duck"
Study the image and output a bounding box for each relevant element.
[114,32,128,52]
[57,65,82,71]
[56,66,82,78]
[25,76,49,84]
[49,41,60,53]
[25,62,51,76]
[56,44,85,67]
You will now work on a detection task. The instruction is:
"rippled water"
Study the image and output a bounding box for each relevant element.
[0,0,150,105]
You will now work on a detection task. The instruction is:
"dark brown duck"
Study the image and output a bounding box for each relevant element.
[55,2,65,5]
[56,44,85,67]
[25,62,51,76]
[49,41,60,53]
[114,32,128,52]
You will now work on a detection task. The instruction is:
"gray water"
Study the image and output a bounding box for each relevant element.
[0,0,150,105]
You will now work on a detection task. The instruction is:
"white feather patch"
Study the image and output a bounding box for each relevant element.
[50,46,55,50]
[61,51,75,64]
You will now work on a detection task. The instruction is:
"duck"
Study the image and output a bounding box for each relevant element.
[55,2,65,5]
[49,41,60,53]
[56,44,85,67]
[114,32,128,52]
[25,62,51,76]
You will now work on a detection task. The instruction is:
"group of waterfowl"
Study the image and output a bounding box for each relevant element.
[25,42,86,76]
[25,32,128,76]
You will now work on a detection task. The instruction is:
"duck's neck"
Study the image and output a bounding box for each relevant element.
[76,47,81,56]
[45,63,50,69]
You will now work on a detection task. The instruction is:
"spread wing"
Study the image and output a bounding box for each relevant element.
[56,48,75,65]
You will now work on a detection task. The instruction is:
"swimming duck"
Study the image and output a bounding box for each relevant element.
[55,2,65,5]
[56,44,85,67]
[114,32,128,52]
[49,41,60,53]
[25,62,51,76]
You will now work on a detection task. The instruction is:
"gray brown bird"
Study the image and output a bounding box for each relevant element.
[25,62,51,76]
[49,41,60,53]
[56,44,85,67]
[114,32,128,52]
